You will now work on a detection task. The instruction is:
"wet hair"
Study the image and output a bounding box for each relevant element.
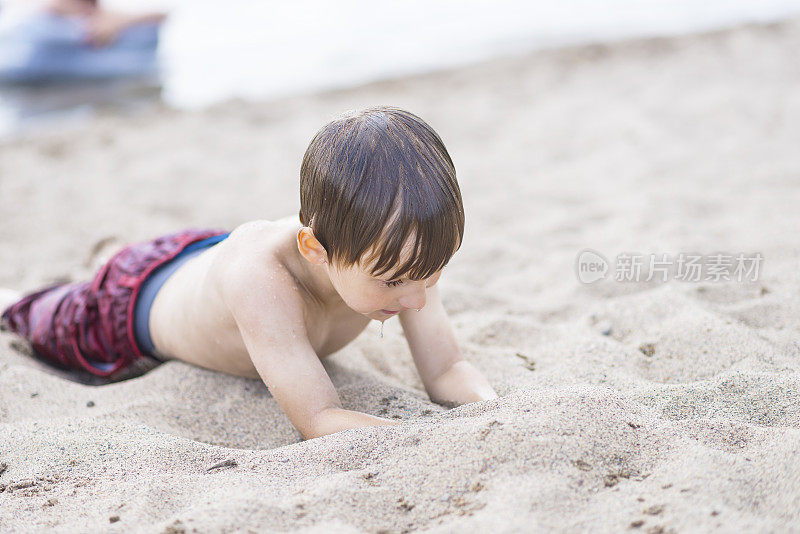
[299,106,464,281]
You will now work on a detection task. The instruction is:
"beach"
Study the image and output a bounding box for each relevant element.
[1,17,800,533]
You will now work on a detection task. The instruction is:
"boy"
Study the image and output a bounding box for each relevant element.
[1,106,498,440]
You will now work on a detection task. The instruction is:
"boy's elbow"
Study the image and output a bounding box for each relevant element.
[298,407,400,440]
[299,428,322,441]
[296,407,336,441]
[299,424,330,441]
[301,406,354,440]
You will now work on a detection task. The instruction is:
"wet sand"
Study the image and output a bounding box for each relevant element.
[1,18,800,533]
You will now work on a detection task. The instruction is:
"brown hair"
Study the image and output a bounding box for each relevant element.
[299,106,464,280]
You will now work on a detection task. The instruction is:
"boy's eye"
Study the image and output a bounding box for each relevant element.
[384,279,404,287]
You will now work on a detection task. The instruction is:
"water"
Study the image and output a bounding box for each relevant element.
[1,0,799,137]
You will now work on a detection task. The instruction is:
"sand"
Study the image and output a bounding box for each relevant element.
[2,18,800,533]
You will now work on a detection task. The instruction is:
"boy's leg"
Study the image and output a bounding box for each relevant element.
[1,228,229,379]
[0,281,110,374]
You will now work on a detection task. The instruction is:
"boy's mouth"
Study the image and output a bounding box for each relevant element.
[380,309,399,315]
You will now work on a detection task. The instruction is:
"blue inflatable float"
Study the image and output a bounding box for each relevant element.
[0,13,160,83]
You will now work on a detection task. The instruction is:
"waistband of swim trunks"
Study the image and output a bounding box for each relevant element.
[132,233,230,358]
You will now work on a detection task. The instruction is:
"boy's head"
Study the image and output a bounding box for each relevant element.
[297,106,464,318]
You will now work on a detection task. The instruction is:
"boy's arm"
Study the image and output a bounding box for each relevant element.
[224,265,398,440]
[399,284,498,407]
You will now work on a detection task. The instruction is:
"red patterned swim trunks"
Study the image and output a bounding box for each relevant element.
[1,228,227,378]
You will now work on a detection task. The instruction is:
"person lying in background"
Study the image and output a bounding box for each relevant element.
[44,0,166,47]
[0,0,165,82]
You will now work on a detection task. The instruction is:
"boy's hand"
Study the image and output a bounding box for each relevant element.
[426,360,499,407]
[399,285,498,407]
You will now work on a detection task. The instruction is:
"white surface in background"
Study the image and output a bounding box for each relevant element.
[150,0,800,108]
[2,0,800,122]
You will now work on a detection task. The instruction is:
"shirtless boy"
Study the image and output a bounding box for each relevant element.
[1,106,498,440]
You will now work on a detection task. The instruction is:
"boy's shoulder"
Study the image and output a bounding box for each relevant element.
[213,217,308,315]
[220,216,300,265]
[226,216,300,243]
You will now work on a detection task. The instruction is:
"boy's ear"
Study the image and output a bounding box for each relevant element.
[297,227,328,265]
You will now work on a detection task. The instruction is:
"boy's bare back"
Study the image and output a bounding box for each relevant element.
[148,215,371,379]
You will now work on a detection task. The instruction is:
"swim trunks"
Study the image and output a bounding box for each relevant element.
[0,228,228,378]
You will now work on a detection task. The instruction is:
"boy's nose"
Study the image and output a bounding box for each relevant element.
[399,283,426,311]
